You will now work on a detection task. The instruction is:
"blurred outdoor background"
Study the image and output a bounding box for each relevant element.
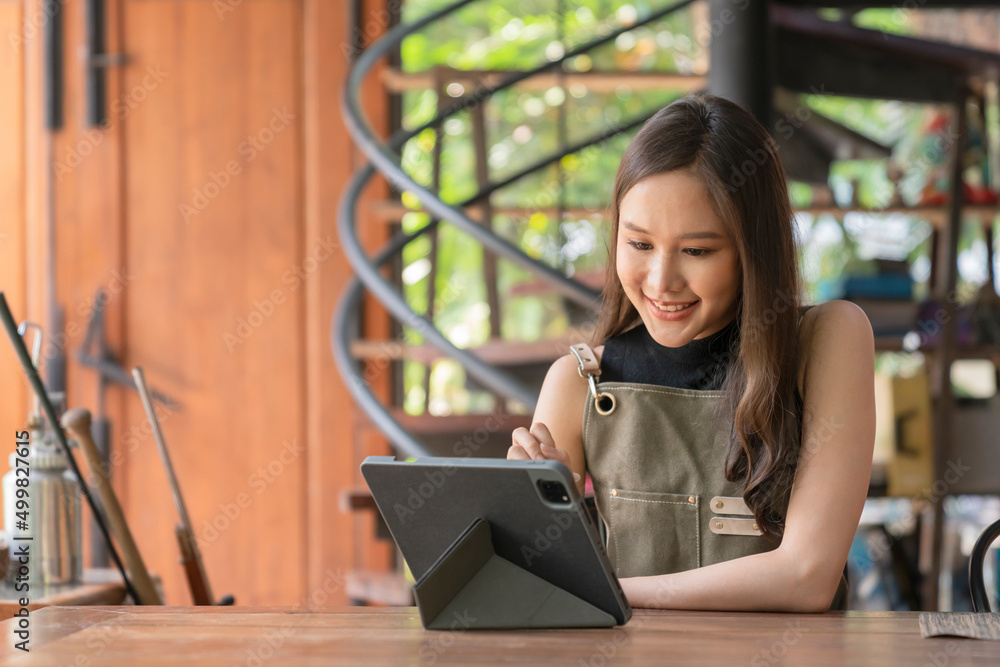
[1,0,998,612]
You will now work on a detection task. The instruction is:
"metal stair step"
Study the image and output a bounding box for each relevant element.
[386,409,531,459]
[350,335,583,366]
[506,268,605,297]
[381,67,706,93]
[388,409,532,434]
[367,200,609,224]
[368,196,1000,230]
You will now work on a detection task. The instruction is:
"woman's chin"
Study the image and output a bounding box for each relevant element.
[642,318,697,348]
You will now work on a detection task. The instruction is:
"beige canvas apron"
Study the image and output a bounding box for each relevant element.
[573,327,850,611]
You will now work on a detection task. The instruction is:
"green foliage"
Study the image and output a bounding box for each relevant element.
[390,1,998,415]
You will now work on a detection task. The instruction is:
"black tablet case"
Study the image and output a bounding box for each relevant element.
[360,456,631,629]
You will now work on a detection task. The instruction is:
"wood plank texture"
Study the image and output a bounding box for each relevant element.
[3,607,1000,665]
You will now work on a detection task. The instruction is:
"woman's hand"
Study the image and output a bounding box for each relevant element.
[508,423,581,482]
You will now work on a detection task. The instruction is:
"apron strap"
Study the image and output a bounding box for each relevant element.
[569,343,601,377]
[569,344,616,416]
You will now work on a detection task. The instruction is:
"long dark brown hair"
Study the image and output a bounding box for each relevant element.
[594,93,804,539]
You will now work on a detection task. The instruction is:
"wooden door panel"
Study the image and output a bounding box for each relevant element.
[122,0,305,605]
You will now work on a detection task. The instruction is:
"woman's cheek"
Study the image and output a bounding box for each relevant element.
[616,249,638,288]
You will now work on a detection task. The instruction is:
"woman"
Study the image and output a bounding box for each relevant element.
[508,94,875,612]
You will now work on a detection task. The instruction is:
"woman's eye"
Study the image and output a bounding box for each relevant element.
[627,240,652,251]
[685,248,712,257]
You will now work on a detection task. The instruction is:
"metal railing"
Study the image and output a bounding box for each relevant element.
[334,0,698,456]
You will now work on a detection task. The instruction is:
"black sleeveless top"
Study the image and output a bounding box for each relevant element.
[600,316,740,390]
[600,307,812,410]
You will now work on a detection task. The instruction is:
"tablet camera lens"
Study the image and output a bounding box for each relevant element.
[538,480,570,504]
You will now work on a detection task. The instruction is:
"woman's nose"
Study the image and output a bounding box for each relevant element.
[647,253,685,294]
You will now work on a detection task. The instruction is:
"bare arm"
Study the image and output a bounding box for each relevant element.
[508,349,600,498]
[620,301,876,612]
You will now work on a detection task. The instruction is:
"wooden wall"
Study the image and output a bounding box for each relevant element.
[0,0,30,437]
[0,0,393,606]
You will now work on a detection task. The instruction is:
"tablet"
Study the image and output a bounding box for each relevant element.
[360,455,631,627]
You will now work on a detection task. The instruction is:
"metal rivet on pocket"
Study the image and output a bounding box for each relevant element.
[715,520,724,529]
[611,489,618,497]
[688,496,695,504]
[715,500,724,509]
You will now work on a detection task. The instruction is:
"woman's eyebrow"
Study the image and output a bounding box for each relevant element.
[676,231,724,240]
[621,221,723,241]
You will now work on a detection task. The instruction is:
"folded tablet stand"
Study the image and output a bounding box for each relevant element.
[412,517,618,630]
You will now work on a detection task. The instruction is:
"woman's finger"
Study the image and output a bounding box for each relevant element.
[529,422,555,448]
[531,423,564,462]
[511,427,542,460]
[510,432,581,482]
[507,443,531,460]
[528,423,580,481]
[540,443,570,468]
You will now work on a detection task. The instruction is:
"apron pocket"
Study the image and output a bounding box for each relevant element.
[606,488,701,578]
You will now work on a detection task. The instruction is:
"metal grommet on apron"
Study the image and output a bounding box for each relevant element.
[570,343,616,416]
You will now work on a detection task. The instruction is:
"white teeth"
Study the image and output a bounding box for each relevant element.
[653,301,694,312]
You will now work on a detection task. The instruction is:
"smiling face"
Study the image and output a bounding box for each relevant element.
[616,169,741,347]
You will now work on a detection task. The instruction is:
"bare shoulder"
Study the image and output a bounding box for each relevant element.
[798,301,874,391]
[801,300,873,346]
[544,344,605,395]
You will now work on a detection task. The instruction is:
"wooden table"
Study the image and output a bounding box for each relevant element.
[0,569,127,621]
[2,606,998,665]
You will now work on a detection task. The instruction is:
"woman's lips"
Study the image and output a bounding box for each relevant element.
[645,296,699,321]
